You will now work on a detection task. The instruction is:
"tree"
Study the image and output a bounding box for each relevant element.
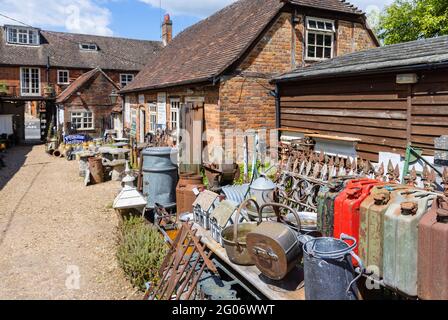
[378,0,448,45]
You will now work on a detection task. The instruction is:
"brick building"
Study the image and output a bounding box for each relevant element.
[120,0,379,166]
[0,25,162,141]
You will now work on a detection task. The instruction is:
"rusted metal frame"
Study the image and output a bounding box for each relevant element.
[156,230,198,300]
[146,225,192,300]
[187,228,218,274]
[175,248,207,300]
[185,251,214,300]
[164,239,201,299]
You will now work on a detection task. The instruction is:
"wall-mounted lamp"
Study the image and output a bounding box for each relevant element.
[109,90,119,105]
[396,73,418,84]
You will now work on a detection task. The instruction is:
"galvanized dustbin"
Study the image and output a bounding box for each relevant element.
[303,234,363,300]
[142,147,178,209]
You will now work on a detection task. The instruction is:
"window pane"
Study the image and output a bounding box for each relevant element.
[316,34,324,45]
[308,20,316,29]
[325,35,332,47]
[325,22,333,31]
[317,21,325,30]
[316,47,323,58]
[308,33,315,44]
[324,48,332,59]
[307,46,316,58]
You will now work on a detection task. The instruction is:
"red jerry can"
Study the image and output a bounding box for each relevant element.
[334,179,380,264]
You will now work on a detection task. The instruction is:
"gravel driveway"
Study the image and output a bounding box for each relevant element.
[0,145,139,300]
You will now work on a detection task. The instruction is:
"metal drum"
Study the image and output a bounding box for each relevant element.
[303,234,363,300]
[142,147,178,209]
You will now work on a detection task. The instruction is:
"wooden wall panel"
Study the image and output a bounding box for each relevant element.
[279,69,448,162]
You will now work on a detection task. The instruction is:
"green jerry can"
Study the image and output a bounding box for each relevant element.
[359,184,409,278]
[317,178,350,237]
[383,189,437,297]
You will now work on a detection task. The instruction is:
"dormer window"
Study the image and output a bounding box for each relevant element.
[79,43,98,51]
[305,17,335,61]
[6,26,40,45]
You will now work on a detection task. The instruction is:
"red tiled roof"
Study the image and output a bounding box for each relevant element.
[121,0,364,93]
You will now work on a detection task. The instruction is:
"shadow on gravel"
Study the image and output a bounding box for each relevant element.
[0,144,36,191]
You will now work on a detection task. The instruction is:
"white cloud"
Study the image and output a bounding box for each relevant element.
[139,0,236,18]
[350,0,394,11]
[0,0,113,36]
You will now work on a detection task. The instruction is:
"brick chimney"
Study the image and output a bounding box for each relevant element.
[162,14,173,46]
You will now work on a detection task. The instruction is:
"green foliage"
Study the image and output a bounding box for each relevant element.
[233,162,277,185]
[117,216,168,291]
[378,0,448,45]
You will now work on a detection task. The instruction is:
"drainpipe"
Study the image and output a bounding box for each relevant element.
[270,84,281,140]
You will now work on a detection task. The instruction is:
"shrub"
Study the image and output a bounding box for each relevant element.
[117,216,168,291]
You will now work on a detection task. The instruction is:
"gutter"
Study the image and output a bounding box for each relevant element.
[119,76,215,95]
[273,61,448,84]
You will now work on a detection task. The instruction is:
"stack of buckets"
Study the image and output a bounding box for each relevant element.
[316,177,448,299]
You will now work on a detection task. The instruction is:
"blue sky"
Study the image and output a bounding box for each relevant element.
[0,0,394,40]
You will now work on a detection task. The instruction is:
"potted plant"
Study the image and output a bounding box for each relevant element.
[0,82,8,96]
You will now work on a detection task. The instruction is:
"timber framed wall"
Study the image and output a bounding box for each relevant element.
[278,68,448,162]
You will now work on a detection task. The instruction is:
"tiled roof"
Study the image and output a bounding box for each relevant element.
[122,0,365,93]
[56,68,119,103]
[288,0,363,15]
[0,28,163,71]
[274,36,448,82]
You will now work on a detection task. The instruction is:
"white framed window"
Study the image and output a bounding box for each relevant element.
[20,67,40,96]
[170,98,180,131]
[71,111,94,130]
[6,26,40,45]
[79,43,98,51]
[148,103,158,133]
[120,74,134,88]
[57,70,70,85]
[306,17,335,60]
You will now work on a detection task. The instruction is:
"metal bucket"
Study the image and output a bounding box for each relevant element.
[142,147,178,209]
[303,234,363,300]
[88,157,104,184]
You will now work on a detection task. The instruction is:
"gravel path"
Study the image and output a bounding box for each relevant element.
[0,145,140,300]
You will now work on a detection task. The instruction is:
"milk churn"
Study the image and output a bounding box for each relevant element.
[249,175,276,213]
[333,179,380,263]
[88,157,104,184]
[359,184,408,278]
[383,190,437,297]
[142,147,178,209]
[317,179,347,237]
[303,234,364,300]
[418,196,448,300]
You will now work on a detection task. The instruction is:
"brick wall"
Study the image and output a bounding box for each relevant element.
[0,66,135,97]
[62,71,121,137]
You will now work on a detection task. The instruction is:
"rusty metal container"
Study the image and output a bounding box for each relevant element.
[88,157,104,184]
[383,189,437,296]
[247,203,302,281]
[418,196,448,300]
[176,173,204,216]
[317,179,347,236]
[221,199,261,266]
[359,184,408,278]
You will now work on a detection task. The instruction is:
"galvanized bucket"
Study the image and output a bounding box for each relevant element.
[303,234,363,300]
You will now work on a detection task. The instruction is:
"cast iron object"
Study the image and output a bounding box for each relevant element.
[142,147,178,209]
[221,199,261,266]
[247,203,302,281]
[303,234,364,301]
